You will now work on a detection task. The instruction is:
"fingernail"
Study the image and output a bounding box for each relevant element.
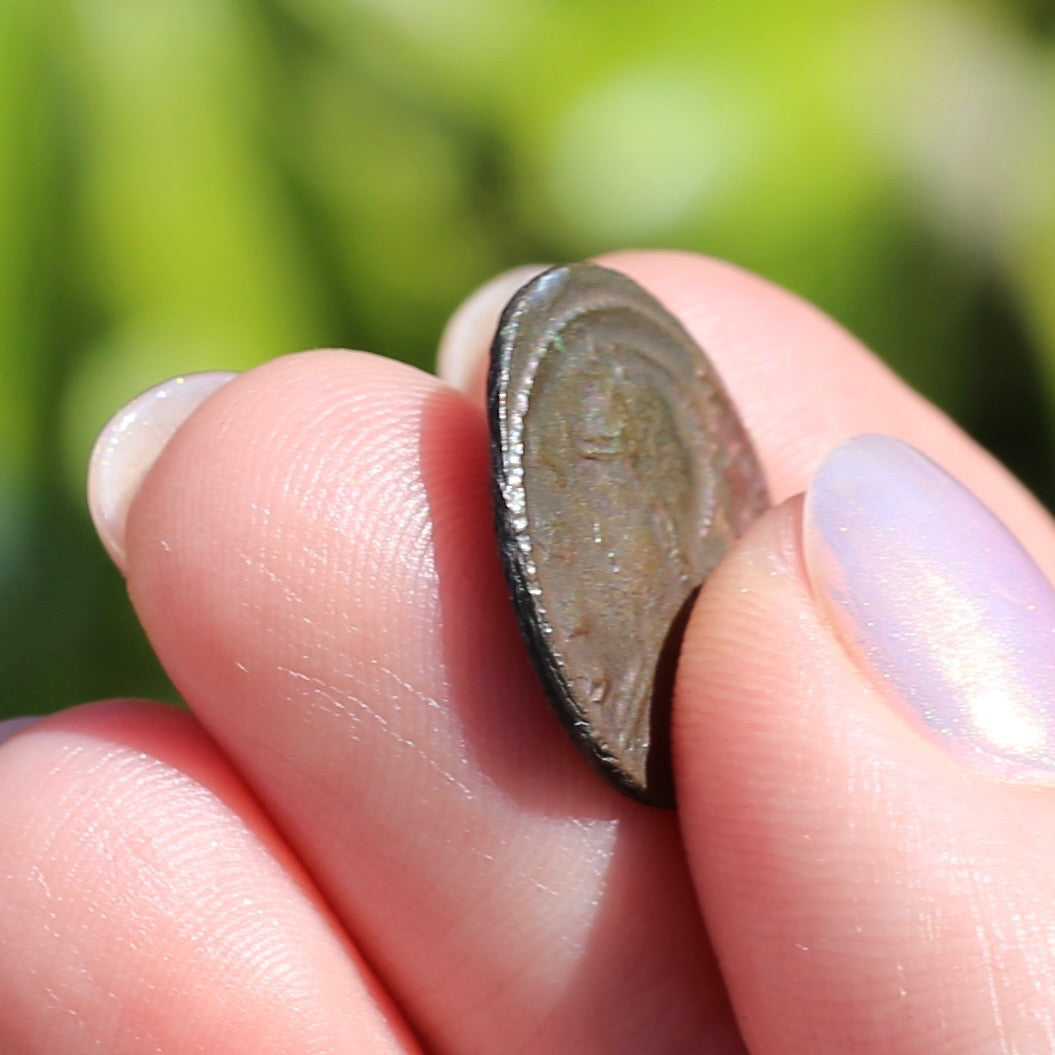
[88,372,237,572]
[804,434,1055,781]
[0,717,40,748]
[437,265,550,396]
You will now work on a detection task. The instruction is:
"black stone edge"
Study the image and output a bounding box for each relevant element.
[486,263,669,807]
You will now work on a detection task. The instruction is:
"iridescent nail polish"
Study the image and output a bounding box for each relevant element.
[804,434,1055,781]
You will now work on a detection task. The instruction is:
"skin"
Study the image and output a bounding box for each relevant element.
[2,249,1055,1053]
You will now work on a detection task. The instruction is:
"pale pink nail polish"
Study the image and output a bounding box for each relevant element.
[805,434,1055,781]
[87,372,237,572]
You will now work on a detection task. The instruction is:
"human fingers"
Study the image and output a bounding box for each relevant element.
[438,249,1055,1051]
[677,436,1055,1053]
[437,264,548,402]
[0,701,418,1054]
[103,354,734,1054]
[90,248,1055,1055]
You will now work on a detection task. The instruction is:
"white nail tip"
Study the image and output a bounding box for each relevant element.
[87,371,237,571]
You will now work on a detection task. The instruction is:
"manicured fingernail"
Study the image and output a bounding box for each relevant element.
[804,434,1055,781]
[88,372,237,572]
[437,265,550,396]
[0,717,40,748]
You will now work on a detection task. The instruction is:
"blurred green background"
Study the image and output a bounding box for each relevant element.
[3,0,1055,717]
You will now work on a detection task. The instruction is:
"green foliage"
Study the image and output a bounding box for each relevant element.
[3,0,1055,715]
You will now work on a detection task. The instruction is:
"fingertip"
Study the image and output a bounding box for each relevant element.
[88,371,238,573]
[437,265,550,400]
[675,483,1055,1052]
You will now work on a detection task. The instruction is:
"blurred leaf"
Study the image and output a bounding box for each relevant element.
[59,0,329,484]
[0,1,59,492]
[2,0,1055,716]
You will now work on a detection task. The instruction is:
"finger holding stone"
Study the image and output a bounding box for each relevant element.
[105,350,730,1054]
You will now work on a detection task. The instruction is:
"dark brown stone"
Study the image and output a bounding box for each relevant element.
[488,263,769,807]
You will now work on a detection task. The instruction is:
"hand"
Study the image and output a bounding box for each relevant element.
[3,251,1054,1054]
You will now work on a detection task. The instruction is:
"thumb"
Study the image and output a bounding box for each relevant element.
[676,434,1055,1055]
